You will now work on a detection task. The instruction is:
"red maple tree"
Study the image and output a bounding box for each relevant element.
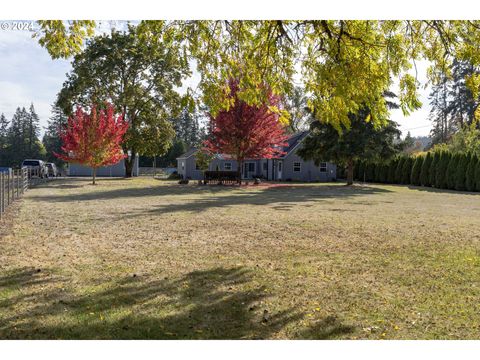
[204,80,289,182]
[55,103,129,184]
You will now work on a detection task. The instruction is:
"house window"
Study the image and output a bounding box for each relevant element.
[293,162,301,172]
[181,161,185,170]
[320,162,327,172]
[195,162,200,170]
[224,162,232,170]
[248,163,255,172]
[263,162,267,171]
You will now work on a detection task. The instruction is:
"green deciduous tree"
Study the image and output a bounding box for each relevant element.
[57,24,191,177]
[36,21,480,133]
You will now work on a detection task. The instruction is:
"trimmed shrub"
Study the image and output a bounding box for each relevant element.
[475,157,480,192]
[410,155,423,186]
[357,161,366,181]
[446,153,459,190]
[373,164,382,182]
[387,159,397,184]
[420,152,432,187]
[365,162,375,182]
[455,153,469,191]
[466,155,478,192]
[401,157,414,184]
[436,151,450,189]
[429,151,441,186]
[395,157,405,184]
[379,164,388,183]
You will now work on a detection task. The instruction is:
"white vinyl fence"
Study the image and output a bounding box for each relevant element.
[0,167,50,220]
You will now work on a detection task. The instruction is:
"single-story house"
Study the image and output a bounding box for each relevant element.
[176,131,336,182]
[68,157,139,177]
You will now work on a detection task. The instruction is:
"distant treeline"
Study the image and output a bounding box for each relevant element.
[354,151,480,192]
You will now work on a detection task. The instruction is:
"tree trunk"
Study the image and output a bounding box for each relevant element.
[92,167,97,185]
[124,152,136,178]
[237,160,243,184]
[346,159,354,186]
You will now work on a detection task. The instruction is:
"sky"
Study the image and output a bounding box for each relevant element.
[0,21,433,139]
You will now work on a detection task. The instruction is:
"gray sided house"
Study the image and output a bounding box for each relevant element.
[68,157,139,177]
[177,132,336,182]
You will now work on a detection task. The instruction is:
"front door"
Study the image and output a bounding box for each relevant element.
[243,162,255,179]
[277,161,283,180]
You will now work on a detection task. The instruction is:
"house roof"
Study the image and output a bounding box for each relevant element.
[176,131,310,161]
[177,148,199,160]
[278,131,309,157]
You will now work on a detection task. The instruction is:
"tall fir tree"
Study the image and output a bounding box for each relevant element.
[43,104,68,165]
[28,103,41,153]
[0,113,9,165]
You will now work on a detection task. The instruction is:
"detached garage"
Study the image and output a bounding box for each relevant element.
[68,157,139,177]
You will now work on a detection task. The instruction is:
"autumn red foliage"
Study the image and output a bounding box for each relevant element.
[204,80,288,182]
[55,103,129,184]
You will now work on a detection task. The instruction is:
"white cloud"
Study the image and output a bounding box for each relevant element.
[0,27,70,136]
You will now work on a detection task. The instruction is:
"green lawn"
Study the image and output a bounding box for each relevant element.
[1,177,479,339]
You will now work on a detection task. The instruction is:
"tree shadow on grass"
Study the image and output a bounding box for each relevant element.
[125,185,392,216]
[406,185,480,195]
[30,178,392,205]
[0,266,354,339]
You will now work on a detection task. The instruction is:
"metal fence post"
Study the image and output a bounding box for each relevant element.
[6,169,11,206]
[0,172,4,219]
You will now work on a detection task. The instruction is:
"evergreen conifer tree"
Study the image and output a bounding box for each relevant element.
[395,157,405,183]
[455,153,469,191]
[465,154,477,192]
[446,153,459,189]
[429,151,441,186]
[420,152,433,186]
[401,157,413,184]
[411,155,423,185]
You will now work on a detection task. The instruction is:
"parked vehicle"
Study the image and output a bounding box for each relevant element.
[46,163,59,177]
[21,159,48,178]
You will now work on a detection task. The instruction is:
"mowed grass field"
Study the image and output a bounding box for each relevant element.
[1,177,480,339]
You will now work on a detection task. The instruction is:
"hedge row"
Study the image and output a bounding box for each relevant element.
[354,151,480,192]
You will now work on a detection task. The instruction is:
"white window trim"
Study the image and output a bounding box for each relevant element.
[293,162,301,172]
[320,162,327,173]
[224,162,232,170]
